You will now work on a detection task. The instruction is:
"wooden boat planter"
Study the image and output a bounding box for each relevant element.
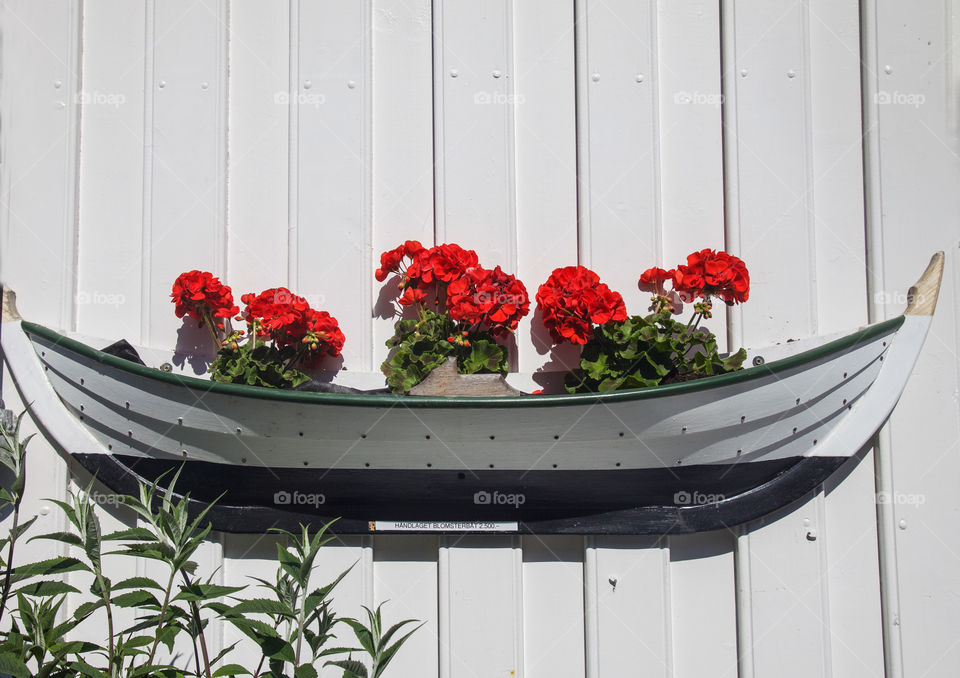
[0,254,944,535]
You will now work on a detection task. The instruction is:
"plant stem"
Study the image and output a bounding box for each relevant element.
[202,309,222,350]
[293,590,307,669]
[181,572,212,678]
[0,502,21,627]
[94,570,116,677]
[145,567,177,668]
[283,344,307,372]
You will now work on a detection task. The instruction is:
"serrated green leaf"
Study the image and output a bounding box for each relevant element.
[229,597,294,617]
[112,590,161,608]
[14,580,80,597]
[0,653,31,678]
[11,556,90,580]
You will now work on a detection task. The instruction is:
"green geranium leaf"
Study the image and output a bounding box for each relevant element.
[566,312,747,393]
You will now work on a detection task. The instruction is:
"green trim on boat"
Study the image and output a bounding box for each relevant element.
[20,316,905,409]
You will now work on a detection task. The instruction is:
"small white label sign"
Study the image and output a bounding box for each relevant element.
[372,520,518,532]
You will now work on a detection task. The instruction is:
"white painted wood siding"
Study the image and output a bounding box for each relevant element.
[0,1,957,675]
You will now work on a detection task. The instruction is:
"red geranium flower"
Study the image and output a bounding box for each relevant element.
[300,309,346,364]
[171,270,239,325]
[671,249,749,304]
[398,286,427,306]
[639,267,674,285]
[375,240,424,282]
[448,265,530,337]
[241,287,345,361]
[536,266,627,345]
[406,243,480,285]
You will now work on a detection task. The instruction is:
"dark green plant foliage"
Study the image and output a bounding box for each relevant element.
[209,343,311,390]
[381,309,507,393]
[566,312,748,393]
[0,410,417,677]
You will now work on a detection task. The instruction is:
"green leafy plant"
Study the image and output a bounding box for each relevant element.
[0,407,35,630]
[326,604,423,678]
[209,341,312,389]
[0,410,418,677]
[381,309,507,393]
[565,311,747,393]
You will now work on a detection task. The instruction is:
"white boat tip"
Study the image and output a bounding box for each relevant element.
[1,286,21,322]
[904,251,944,317]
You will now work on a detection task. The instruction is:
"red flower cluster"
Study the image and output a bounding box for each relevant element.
[241,287,344,358]
[375,241,530,337]
[375,240,424,282]
[536,266,627,345]
[406,243,479,286]
[447,265,530,337]
[171,270,239,324]
[640,249,750,305]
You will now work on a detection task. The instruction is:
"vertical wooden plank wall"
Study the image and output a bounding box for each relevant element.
[724,2,883,677]
[1,1,955,676]
[0,0,80,642]
[865,0,960,675]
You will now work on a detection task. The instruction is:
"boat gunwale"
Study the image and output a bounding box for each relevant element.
[19,316,905,409]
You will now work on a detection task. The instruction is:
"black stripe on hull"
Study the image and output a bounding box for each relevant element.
[72,452,851,535]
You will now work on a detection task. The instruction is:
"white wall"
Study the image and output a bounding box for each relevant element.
[0,0,957,675]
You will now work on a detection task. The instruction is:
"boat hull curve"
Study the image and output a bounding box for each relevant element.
[71,451,851,534]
